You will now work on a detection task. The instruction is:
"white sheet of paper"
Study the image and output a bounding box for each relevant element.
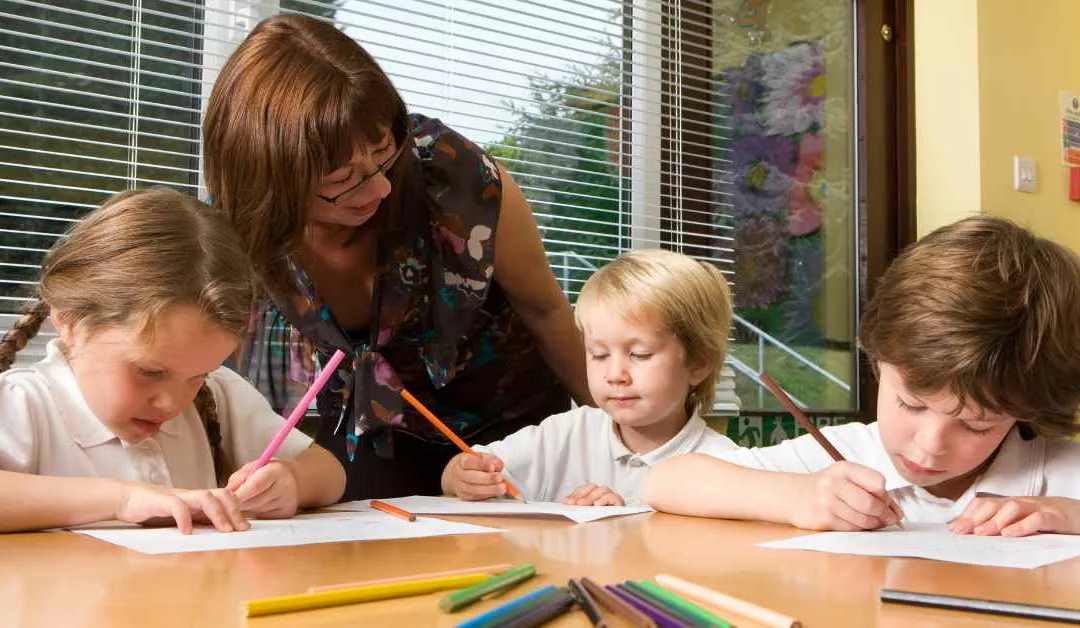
[759,522,1080,569]
[328,496,653,524]
[73,510,503,555]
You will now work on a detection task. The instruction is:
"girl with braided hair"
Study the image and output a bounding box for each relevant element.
[0,188,345,533]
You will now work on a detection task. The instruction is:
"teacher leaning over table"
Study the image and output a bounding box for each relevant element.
[202,14,591,501]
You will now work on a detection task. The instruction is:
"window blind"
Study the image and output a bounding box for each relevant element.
[0,0,205,362]
[0,0,739,414]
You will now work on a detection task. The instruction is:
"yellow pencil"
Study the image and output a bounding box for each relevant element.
[307,564,513,594]
[244,572,489,617]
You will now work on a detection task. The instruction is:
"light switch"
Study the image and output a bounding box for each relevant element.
[1013,156,1037,193]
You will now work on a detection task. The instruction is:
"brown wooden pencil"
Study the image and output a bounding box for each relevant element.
[759,372,844,461]
[759,371,905,526]
[580,577,656,628]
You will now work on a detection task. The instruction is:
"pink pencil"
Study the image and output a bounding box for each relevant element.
[249,349,346,474]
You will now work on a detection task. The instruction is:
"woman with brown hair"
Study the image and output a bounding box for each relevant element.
[203,14,591,500]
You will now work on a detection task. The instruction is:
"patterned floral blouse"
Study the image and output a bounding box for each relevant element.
[234,114,567,460]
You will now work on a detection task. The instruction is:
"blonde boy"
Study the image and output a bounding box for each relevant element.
[441,249,738,505]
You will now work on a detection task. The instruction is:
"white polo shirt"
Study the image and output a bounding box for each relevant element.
[476,405,738,505]
[716,422,1080,523]
[0,340,312,490]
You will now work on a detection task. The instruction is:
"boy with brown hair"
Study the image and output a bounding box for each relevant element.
[644,215,1080,536]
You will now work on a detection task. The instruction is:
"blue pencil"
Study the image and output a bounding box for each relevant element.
[455,585,559,628]
[500,588,576,628]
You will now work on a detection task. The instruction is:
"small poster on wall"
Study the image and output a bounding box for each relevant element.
[1063,90,1080,167]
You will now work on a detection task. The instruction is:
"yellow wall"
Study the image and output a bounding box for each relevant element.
[914,0,982,237]
[977,0,1080,250]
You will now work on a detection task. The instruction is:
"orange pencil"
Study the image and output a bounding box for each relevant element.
[371,499,416,522]
[759,372,904,527]
[400,388,527,501]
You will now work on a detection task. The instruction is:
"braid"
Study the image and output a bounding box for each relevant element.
[0,300,51,372]
[193,382,227,486]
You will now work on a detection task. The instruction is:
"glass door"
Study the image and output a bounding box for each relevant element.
[712,0,910,444]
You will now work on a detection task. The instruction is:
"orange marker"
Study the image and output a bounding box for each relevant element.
[400,388,527,501]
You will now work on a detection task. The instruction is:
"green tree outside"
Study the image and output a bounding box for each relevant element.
[485,58,625,302]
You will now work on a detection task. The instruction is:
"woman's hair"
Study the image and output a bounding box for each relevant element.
[860,214,1080,438]
[575,249,734,416]
[203,14,413,298]
[0,188,257,483]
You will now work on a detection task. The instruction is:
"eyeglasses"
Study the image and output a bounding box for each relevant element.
[316,138,408,205]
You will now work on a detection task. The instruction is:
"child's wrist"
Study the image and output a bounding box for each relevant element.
[108,479,137,521]
[276,458,312,507]
[786,474,816,527]
[1062,499,1080,533]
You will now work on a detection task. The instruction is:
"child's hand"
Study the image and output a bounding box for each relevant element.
[225,460,301,519]
[451,453,509,501]
[949,496,1080,537]
[561,483,625,506]
[792,461,903,531]
[115,483,249,534]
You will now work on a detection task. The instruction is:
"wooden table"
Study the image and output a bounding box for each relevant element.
[2,512,1079,627]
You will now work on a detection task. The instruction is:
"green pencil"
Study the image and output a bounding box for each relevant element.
[628,580,733,627]
[439,564,537,612]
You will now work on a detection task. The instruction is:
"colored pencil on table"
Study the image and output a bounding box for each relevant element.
[880,589,1080,624]
[500,587,576,628]
[568,578,608,627]
[308,564,513,594]
[655,573,802,628]
[248,349,347,477]
[400,387,527,501]
[439,564,537,612]
[759,371,905,526]
[371,499,416,522]
[608,583,690,628]
[627,580,732,627]
[622,581,702,626]
[243,572,489,617]
[581,577,655,628]
[455,585,560,628]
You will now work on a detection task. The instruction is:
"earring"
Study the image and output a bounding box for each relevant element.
[685,388,699,415]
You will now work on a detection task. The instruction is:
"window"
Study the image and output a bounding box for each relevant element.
[0,0,204,359]
[712,1,864,421]
[2,0,738,412]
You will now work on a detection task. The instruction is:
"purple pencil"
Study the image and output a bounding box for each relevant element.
[606,584,690,628]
